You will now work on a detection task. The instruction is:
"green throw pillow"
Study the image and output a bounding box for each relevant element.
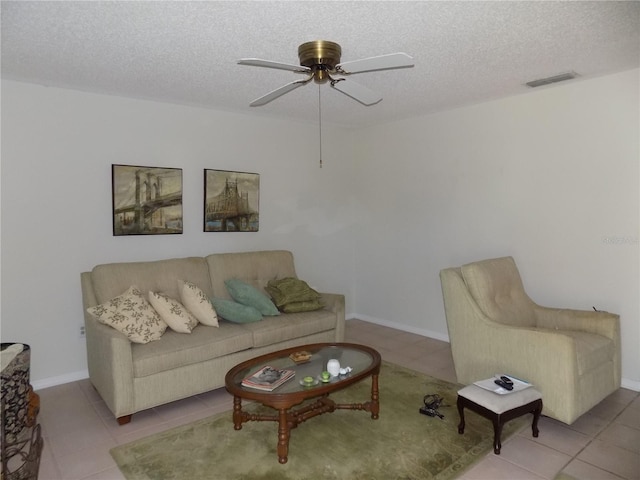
[224,279,280,316]
[280,299,324,313]
[210,298,262,323]
[265,277,321,308]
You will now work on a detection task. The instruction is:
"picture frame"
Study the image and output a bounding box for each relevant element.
[112,164,183,236]
[204,169,259,232]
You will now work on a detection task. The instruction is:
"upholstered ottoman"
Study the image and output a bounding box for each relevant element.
[457,384,542,454]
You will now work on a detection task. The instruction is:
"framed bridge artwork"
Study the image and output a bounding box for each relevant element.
[112,164,183,236]
[204,169,259,232]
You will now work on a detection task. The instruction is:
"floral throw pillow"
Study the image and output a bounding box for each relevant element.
[87,286,167,343]
[148,291,198,334]
[178,280,219,327]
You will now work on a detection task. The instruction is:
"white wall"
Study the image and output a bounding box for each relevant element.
[0,80,357,386]
[3,69,638,390]
[352,69,639,387]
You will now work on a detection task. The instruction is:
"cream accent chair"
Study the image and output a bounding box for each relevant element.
[440,256,621,425]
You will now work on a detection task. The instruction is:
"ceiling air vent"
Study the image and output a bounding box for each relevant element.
[525,71,578,88]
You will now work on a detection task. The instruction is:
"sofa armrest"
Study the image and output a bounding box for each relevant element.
[81,272,135,418]
[319,292,345,342]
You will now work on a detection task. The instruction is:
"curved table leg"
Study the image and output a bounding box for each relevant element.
[233,396,243,431]
[370,373,380,419]
[277,409,290,464]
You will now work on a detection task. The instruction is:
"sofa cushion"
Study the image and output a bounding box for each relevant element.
[178,280,219,327]
[148,291,198,334]
[131,323,253,378]
[225,279,279,316]
[211,298,263,323]
[242,309,337,348]
[206,250,297,299]
[87,286,167,343]
[91,257,212,305]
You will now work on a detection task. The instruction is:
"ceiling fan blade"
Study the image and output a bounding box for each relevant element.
[330,79,382,106]
[249,79,310,107]
[238,58,310,73]
[336,53,414,75]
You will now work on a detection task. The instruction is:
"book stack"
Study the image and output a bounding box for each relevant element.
[241,365,295,391]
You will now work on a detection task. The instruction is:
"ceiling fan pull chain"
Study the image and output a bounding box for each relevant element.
[318,83,323,168]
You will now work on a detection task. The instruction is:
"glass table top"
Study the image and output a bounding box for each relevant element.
[229,344,378,395]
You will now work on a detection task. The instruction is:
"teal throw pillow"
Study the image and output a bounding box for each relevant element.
[210,298,262,324]
[225,279,280,316]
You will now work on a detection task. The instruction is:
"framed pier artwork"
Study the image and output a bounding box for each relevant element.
[112,164,183,236]
[204,169,259,232]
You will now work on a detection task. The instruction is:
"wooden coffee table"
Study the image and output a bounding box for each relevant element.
[225,342,381,464]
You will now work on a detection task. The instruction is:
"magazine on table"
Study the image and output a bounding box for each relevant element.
[474,374,533,395]
[241,365,296,391]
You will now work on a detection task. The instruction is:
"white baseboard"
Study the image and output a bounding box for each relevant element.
[346,313,450,343]
[30,321,640,394]
[32,369,88,392]
[621,378,640,392]
[347,314,640,393]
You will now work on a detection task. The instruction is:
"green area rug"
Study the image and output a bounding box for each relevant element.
[111,362,528,480]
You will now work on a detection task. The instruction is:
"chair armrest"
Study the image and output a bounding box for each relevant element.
[480,325,589,420]
[319,292,346,342]
[533,306,621,392]
[481,325,579,376]
[533,306,620,340]
[453,310,584,409]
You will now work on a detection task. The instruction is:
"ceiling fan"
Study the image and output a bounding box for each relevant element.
[238,40,414,107]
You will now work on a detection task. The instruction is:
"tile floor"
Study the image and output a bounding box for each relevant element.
[34,319,639,479]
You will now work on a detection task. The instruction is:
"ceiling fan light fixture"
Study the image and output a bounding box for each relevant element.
[298,40,342,69]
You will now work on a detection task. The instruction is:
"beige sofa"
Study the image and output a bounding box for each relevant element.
[440,256,621,425]
[81,250,345,424]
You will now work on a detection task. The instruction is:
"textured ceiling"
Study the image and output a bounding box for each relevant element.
[2,1,639,128]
